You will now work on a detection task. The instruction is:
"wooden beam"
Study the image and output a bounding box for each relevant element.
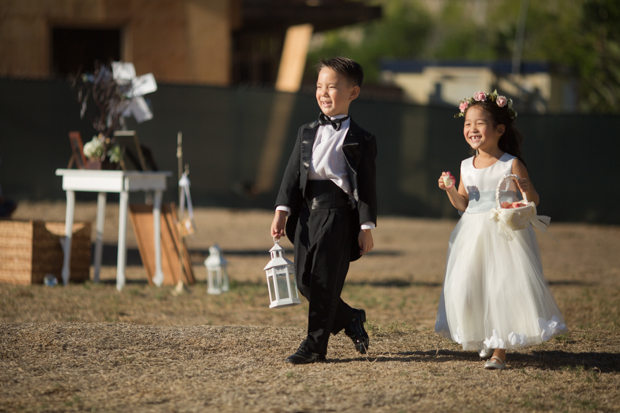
[275,24,313,93]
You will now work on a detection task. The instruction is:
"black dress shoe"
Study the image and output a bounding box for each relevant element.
[285,348,326,365]
[344,308,369,354]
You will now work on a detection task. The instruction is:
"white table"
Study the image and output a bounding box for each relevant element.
[56,169,172,291]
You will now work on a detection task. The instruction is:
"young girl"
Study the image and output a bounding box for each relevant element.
[435,91,567,370]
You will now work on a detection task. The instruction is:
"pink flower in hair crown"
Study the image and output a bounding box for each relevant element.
[453,90,517,120]
[473,91,487,102]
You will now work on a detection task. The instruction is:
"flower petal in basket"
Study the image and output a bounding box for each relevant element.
[501,201,537,230]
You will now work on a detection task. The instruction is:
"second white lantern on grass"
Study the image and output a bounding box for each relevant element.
[204,244,229,295]
[263,238,301,308]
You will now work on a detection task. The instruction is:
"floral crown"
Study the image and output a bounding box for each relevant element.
[454,90,517,120]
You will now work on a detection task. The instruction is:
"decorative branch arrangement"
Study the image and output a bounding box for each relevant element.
[71,61,133,138]
[68,61,157,168]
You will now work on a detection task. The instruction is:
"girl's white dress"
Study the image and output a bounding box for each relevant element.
[435,153,567,350]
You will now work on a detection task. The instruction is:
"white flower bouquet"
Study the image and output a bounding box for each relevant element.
[83,135,105,160]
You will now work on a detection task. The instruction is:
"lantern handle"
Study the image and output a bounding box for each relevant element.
[273,237,280,245]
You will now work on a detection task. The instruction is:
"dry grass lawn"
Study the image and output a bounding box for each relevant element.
[1,202,619,412]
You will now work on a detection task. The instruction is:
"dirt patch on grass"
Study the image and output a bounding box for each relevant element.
[1,203,619,412]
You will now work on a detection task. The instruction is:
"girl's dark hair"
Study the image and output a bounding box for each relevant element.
[466,101,526,166]
[315,57,364,87]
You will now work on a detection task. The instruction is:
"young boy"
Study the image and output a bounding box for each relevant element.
[270,57,377,364]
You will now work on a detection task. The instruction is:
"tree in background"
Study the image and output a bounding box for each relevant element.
[306,0,432,84]
[578,0,620,113]
[307,0,620,113]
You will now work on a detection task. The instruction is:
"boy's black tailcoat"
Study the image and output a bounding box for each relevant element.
[275,117,377,262]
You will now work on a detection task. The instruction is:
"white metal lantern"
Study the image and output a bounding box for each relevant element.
[204,244,229,295]
[263,238,301,308]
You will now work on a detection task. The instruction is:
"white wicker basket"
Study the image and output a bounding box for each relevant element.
[490,174,555,241]
[494,174,536,229]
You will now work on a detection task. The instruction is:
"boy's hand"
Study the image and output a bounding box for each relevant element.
[358,229,374,255]
[271,210,287,239]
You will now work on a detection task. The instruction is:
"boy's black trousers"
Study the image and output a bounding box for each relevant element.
[293,180,356,356]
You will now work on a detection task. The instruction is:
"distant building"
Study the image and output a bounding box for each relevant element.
[380,60,579,114]
[0,0,380,88]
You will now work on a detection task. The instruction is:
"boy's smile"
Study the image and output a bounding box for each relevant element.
[316,67,359,118]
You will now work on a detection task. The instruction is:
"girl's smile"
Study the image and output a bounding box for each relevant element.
[463,106,505,153]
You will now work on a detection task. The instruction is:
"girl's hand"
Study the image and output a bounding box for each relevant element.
[438,172,455,191]
[440,171,469,212]
[517,177,533,193]
[512,159,540,206]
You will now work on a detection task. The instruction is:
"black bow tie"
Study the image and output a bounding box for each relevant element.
[318,113,349,131]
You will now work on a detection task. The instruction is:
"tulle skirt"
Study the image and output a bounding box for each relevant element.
[435,211,567,351]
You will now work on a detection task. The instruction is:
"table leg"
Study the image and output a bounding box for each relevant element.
[93,192,107,283]
[61,190,75,286]
[152,190,164,287]
[117,190,129,291]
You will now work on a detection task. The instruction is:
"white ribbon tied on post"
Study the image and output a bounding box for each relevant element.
[179,172,196,236]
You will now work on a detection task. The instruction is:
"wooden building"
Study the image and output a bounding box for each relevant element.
[0,0,380,89]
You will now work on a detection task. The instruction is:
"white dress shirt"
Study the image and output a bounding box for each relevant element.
[277,115,375,230]
[308,115,353,197]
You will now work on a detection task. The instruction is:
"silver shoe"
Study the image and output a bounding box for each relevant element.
[484,356,506,370]
[479,348,494,360]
